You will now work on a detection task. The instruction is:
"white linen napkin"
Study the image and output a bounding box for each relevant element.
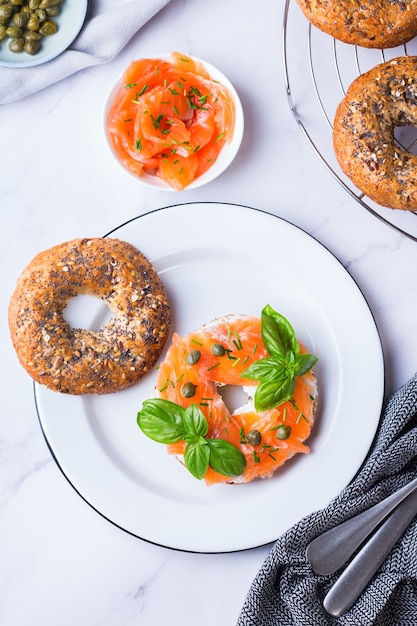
[0,0,171,105]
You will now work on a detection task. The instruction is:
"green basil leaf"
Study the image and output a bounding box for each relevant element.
[241,356,287,382]
[282,350,296,378]
[184,441,210,480]
[206,439,246,477]
[294,353,319,377]
[183,403,209,437]
[184,433,199,445]
[261,304,299,357]
[254,377,295,412]
[137,398,185,443]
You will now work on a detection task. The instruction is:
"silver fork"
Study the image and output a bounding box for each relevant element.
[323,486,417,616]
[306,474,417,576]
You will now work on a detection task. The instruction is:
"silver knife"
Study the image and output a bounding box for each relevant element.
[306,474,417,575]
[323,486,417,617]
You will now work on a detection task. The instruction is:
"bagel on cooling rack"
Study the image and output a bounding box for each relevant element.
[8,237,171,394]
[295,0,417,49]
[333,56,417,211]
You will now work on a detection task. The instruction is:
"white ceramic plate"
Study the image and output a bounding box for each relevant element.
[0,0,88,68]
[104,54,244,191]
[35,203,384,553]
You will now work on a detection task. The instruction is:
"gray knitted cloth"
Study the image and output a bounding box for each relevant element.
[237,373,417,625]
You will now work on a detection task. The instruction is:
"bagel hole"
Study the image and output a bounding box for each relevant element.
[63,294,114,331]
[394,125,417,154]
[218,385,249,414]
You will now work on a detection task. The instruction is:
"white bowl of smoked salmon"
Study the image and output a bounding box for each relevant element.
[104,52,244,191]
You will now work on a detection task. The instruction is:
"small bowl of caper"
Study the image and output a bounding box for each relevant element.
[0,0,88,68]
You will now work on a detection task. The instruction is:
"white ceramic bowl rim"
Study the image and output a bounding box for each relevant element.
[104,52,244,191]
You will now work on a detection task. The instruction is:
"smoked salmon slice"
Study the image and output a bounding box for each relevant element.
[106,52,237,190]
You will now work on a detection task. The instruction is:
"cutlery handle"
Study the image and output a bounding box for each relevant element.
[306,475,417,575]
[323,487,417,617]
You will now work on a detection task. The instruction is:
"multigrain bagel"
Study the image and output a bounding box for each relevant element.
[333,56,417,210]
[295,0,417,48]
[8,237,171,394]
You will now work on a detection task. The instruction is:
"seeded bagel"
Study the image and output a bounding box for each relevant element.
[333,56,417,210]
[8,237,171,394]
[295,0,417,48]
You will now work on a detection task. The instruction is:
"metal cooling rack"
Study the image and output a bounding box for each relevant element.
[283,0,417,242]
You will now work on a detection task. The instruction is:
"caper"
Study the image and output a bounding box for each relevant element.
[45,5,59,16]
[27,14,40,30]
[6,25,23,38]
[275,424,291,440]
[186,349,201,366]
[0,0,61,57]
[39,19,56,35]
[0,5,14,25]
[181,382,197,398]
[24,29,41,40]
[211,343,225,357]
[40,0,61,7]
[35,8,46,21]
[24,38,40,54]
[9,37,24,52]
[247,430,262,446]
[13,12,29,27]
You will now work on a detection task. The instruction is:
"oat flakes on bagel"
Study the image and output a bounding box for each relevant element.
[333,56,417,211]
[295,0,417,49]
[8,237,171,394]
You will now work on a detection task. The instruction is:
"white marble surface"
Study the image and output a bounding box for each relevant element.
[2,1,417,625]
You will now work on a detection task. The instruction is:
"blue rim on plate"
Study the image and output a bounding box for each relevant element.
[0,0,88,68]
